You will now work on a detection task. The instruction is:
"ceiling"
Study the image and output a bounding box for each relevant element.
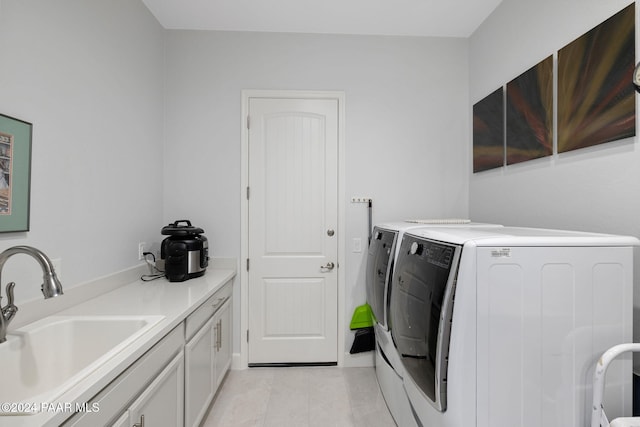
[141,0,503,38]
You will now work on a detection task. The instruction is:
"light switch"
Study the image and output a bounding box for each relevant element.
[353,238,362,253]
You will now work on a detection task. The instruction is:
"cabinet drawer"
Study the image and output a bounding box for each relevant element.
[185,281,232,341]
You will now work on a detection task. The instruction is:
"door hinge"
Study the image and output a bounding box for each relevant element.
[246,186,250,200]
[246,258,250,271]
[247,115,250,129]
[246,329,249,342]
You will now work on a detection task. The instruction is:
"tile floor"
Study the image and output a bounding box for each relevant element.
[201,367,397,427]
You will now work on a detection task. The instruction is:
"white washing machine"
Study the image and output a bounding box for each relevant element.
[366,220,500,427]
[389,226,638,427]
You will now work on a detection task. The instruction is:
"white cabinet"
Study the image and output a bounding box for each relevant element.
[184,317,216,427]
[62,280,234,427]
[184,283,232,427]
[126,351,184,427]
[111,413,129,427]
[213,299,231,389]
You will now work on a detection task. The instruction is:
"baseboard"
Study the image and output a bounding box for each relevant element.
[342,351,375,368]
[231,353,245,370]
[230,352,374,369]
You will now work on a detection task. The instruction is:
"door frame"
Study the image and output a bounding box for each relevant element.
[239,89,346,369]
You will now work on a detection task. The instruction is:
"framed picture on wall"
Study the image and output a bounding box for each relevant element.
[557,3,635,153]
[506,55,553,164]
[473,87,504,173]
[0,114,32,233]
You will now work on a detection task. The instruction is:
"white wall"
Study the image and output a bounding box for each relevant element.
[163,30,470,354]
[469,0,640,238]
[0,0,165,303]
[470,0,640,373]
[0,2,470,361]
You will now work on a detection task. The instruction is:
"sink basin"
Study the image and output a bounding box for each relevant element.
[0,315,164,413]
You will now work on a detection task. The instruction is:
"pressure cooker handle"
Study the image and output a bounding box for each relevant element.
[172,219,192,227]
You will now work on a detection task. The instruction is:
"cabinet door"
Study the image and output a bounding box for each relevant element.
[214,300,232,388]
[128,351,184,427]
[111,412,129,427]
[184,317,215,427]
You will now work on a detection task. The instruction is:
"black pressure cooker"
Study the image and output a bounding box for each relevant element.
[160,220,209,282]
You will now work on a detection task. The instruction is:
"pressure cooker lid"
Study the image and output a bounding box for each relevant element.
[161,220,205,236]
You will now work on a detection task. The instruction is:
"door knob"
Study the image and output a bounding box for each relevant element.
[321,262,335,271]
[327,229,335,237]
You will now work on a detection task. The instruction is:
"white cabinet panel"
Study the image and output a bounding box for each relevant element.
[112,412,129,427]
[185,317,215,427]
[185,283,233,427]
[128,351,184,427]
[214,299,232,388]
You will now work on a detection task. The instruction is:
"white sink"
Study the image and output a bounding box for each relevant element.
[0,315,164,413]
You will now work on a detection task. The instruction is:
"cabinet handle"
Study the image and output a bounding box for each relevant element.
[215,320,221,351]
[211,296,230,311]
[133,414,145,427]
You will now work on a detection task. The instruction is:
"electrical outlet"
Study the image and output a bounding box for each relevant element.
[138,242,146,260]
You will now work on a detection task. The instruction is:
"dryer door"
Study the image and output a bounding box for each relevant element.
[365,227,397,328]
[390,234,461,412]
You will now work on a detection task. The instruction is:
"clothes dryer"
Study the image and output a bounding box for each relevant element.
[390,226,638,427]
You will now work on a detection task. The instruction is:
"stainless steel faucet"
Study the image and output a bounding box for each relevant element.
[0,246,64,343]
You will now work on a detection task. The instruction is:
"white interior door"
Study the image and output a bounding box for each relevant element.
[247,97,338,365]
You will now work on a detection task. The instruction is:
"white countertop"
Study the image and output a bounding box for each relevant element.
[3,265,236,427]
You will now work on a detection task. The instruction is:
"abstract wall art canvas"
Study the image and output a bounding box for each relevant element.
[506,55,553,164]
[473,87,504,173]
[557,3,635,153]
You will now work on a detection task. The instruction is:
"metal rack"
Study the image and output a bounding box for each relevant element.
[592,343,640,427]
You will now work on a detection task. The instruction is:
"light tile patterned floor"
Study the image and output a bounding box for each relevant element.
[201,367,397,427]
